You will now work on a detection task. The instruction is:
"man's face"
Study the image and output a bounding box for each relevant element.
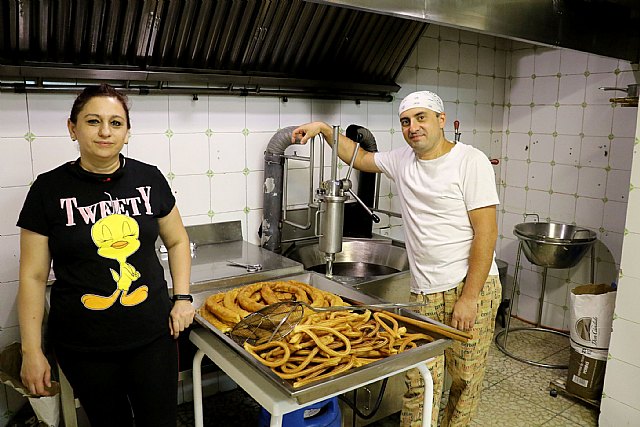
[399,107,446,158]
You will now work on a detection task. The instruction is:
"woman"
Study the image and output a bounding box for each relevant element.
[17,84,194,427]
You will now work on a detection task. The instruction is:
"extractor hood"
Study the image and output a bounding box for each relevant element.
[315,0,640,64]
[1,1,638,101]
[0,0,426,100]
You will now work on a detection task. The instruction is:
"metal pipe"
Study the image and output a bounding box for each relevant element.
[330,125,339,181]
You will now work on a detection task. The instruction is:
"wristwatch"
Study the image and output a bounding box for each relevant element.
[172,294,193,303]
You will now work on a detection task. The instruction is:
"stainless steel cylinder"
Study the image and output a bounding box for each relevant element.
[318,194,348,254]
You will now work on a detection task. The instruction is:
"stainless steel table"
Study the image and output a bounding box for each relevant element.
[190,328,436,427]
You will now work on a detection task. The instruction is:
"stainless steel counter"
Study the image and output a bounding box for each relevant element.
[158,240,304,292]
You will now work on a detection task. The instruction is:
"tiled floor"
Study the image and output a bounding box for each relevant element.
[177,318,600,426]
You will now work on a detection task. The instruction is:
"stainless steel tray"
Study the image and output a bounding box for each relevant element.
[193,271,451,404]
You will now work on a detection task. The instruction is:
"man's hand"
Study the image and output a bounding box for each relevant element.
[169,300,195,339]
[451,295,478,332]
[291,122,329,145]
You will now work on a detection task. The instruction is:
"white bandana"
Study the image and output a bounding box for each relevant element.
[398,91,444,116]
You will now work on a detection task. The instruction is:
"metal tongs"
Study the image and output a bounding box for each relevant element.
[226,260,263,272]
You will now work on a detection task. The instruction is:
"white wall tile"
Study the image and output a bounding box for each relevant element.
[602,200,629,232]
[246,171,264,210]
[129,95,169,134]
[0,326,21,354]
[503,186,527,213]
[508,106,532,133]
[555,105,584,135]
[126,134,171,176]
[529,134,554,163]
[511,49,535,77]
[437,71,458,102]
[459,30,477,45]
[279,98,312,128]
[575,197,604,230]
[551,164,579,194]
[580,136,610,167]
[530,105,557,134]
[505,159,528,187]
[439,26,459,42]
[614,275,640,323]
[416,69,438,95]
[528,161,552,191]
[458,74,477,103]
[246,209,263,246]
[171,175,210,217]
[606,169,632,203]
[549,193,576,223]
[553,135,581,165]
[367,101,394,131]
[612,106,639,139]
[559,49,588,75]
[599,395,640,427]
[577,167,607,198]
[626,189,640,233]
[340,100,368,128]
[26,93,77,137]
[0,234,20,283]
[417,37,439,70]
[211,173,246,213]
[534,48,561,76]
[587,54,619,73]
[0,187,29,237]
[599,358,640,409]
[621,232,640,279]
[0,93,29,137]
[438,40,459,72]
[246,97,280,132]
[558,74,586,104]
[210,133,246,174]
[170,133,209,175]
[209,96,246,132]
[608,137,634,171]
[0,138,33,186]
[310,99,340,124]
[246,132,271,172]
[474,106,492,133]
[532,76,558,105]
[477,47,495,76]
[31,137,79,177]
[494,50,507,78]
[459,44,478,74]
[585,72,617,105]
[0,281,18,329]
[509,77,533,104]
[608,317,640,367]
[583,105,613,137]
[525,189,550,219]
[168,96,208,134]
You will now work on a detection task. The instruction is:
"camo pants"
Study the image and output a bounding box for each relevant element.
[401,275,501,427]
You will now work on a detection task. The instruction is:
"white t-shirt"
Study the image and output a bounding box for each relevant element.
[374,142,500,294]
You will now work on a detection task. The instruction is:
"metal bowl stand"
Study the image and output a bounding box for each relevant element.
[495,241,595,369]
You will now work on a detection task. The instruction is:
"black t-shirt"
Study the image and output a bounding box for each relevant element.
[17,156,176,352]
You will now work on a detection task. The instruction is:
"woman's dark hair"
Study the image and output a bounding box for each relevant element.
[69,84,131,129]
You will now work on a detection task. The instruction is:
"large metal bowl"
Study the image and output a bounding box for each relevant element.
[283,239,409,285]
[513,222,597,268]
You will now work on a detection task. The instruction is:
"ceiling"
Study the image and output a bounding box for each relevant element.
[0,0,426,100]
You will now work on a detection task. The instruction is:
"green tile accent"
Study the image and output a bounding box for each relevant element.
[584,71,590,77]
[165,129,173,138]
[608,134,615,140]
[614,68,621,75]
[206,170,214,178]
[527,130,533,136]
[242,128,250,136]
[550,160,556,166]
[167,172,175,181]
[243,168,250,176]
[243,207,250,214]
[531,74,536,79]
[389,128,395,134]
[205,128,213,137]
[552,131,558,137]
[529,102,535,108]
[581,102,587,108]
[556,73,562,78]
[24,132,36,142]
[208,210,215,218]
[554,102,560,108]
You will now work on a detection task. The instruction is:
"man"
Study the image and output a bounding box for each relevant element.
[291,90,501,426]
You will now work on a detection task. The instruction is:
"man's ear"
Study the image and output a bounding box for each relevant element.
[438,112,446,129]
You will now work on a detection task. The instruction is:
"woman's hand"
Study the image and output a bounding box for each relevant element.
[20,349,52,396]
[169,300,195,339]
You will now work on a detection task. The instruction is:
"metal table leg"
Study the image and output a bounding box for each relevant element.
[192,349,206,427]
[494,240,592,369]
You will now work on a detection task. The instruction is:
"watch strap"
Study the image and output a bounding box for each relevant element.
[172,294,193,303]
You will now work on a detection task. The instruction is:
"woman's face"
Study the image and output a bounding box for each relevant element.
[67,96,129,166]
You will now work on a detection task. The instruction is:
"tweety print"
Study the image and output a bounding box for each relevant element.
[82,214,149,310]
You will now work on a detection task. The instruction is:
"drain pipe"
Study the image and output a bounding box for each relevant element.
[261,126,297,253]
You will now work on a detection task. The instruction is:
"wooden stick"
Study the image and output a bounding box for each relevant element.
[382,311,473,343]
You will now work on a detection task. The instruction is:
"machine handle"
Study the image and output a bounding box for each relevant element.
[347,189,380,223]
[345,143,360,181]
